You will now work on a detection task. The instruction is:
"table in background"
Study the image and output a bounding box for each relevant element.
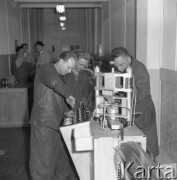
[0,83,33,127]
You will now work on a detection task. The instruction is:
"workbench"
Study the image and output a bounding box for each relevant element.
[60,119,146,180]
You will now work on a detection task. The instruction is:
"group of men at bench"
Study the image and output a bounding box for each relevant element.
[17,41,158,180]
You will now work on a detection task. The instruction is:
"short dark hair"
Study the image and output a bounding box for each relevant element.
[21,43,28,48]
[34,41,45,47]
[16,45,22,53]
[58,51,77,62]
[73,50,91,61]
[112,47,130,58]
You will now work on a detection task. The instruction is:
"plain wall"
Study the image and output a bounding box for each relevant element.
[42,8,87,53]
[0,0,21,79]
[162,0,177,70]
[110,0,126,50]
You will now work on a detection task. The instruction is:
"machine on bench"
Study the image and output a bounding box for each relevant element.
[60,65,157,180]
[93,66,135,130]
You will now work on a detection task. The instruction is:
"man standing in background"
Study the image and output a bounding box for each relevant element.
[11,44,35,83]
[34,41,51,68]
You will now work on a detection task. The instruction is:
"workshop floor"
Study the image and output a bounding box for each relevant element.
[0,127,79,180]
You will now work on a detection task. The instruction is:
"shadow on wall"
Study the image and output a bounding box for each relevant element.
[0,55,9,79]
[0,54,16,79]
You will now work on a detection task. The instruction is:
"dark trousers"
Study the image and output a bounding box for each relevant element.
[135,100,159,159]
[29,125,73,180]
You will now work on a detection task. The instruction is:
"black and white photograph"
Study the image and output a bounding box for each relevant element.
[0,0,176,180]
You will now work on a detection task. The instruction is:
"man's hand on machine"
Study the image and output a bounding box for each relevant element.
[64,110,75,118]
[66,95,75,109]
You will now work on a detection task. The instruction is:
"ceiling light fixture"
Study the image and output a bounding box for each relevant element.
[56,4,65,13]
[59,15,66,21]
[61,27,66,30]
[60,22,65,27]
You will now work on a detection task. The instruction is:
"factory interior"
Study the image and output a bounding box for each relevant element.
[0,0,177,180]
